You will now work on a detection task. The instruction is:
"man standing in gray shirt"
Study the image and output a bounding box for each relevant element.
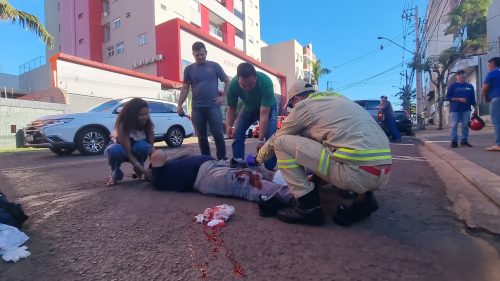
[177,42,230,160]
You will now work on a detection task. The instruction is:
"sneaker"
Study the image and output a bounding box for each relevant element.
[450,141,458,148]
[460,141,473,147]
[230,158,248,169]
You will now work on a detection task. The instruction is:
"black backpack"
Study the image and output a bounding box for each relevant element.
[0,192,28,228]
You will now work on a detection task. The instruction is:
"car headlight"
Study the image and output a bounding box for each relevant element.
[42,118,74,126]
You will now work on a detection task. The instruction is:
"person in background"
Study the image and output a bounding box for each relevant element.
[177,41,229,160]
[446,69,478,148]
[104,98,154,186]
[481,57,500,151]
[378,95,401,142]
[226,62,277,170]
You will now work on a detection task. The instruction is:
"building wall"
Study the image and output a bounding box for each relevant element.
[102,0,157,75]
[59,0,91,59]
[0,74,20,97]
[0,98,69,149]
[242,0,261,61]
[45,0,61,60]
[19,65,51,93]
[261,40,301,93]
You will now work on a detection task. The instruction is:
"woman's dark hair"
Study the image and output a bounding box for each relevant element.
[115,98,153,133]
[237,62,256,78]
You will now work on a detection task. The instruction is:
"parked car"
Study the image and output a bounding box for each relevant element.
[247,122,258,138]
[24,98,194,156]
[394,110,413,135]
[251,115,287,138]
[353,99,385,128]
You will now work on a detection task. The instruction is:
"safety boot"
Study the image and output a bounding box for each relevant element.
[333,191,379,226]
[276,190,324,225]
[257,195,290,217]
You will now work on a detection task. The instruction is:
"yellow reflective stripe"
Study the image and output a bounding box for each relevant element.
[277,159,296,163]
[324,154,330,174]
[337,148,391,154]
[278,164,300,169]
[317,148,326,173]
[334,154,392,161]
[309,92,342,99]
[278,158,299,169]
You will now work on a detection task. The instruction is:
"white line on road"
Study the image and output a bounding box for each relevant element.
[392,155,428,161]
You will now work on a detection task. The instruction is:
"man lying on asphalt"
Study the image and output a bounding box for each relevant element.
[147,149,293,216]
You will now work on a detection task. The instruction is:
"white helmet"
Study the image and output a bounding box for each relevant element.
[286,80,315,107]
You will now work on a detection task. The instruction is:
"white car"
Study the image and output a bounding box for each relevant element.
[24,98,194,155]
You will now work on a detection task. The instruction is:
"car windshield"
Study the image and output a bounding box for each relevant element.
[394,111,406,119]
[365,101,381,110]
[87,100,120,112]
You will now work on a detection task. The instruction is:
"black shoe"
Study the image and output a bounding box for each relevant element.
[276,190,324,225]
[277,206,324,225]
[460,141,473,147]
[258,195,288,217]
[230,158,248,169]
[450,141,458,148]
[333,192,379,227]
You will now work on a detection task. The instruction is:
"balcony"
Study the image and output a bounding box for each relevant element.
[235,35,244,50]
[209,22,223,41]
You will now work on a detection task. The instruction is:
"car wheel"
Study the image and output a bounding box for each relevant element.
[165,126,184,147]
[76,127,109,155]
[50,147,76,156]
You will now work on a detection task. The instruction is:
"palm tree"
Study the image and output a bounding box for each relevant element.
[311,59,331,89]
[0,0,53,48]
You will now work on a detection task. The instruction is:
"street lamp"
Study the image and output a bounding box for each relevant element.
[378,35,424,130]
[377,36,414,55]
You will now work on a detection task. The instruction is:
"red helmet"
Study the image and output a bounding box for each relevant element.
[469,115,485,131]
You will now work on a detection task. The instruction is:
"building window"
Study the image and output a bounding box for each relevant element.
[190,0,200,12]
[103,24,110,42]
[138,33,147,46]
[160,4,167,10]
[248,17,254,27]
[209,22,223,39]
[78,12,83,19]
[78,38,84,44]
[248,35,254,44]
[113,18,121,29]
[116,42,124,54]
[106,46,114,57]
[233,8,243,19]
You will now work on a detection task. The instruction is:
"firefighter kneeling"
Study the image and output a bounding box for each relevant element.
[254,81,392,226]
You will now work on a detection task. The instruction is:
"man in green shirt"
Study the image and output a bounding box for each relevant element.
[226,63,278,170]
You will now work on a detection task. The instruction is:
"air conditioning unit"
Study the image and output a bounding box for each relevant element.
[102,11,109,18]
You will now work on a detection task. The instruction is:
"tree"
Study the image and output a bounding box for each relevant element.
[410,0,490,129]
[311,59,331,89]
[394,84,415,114]
[0,0,53,48]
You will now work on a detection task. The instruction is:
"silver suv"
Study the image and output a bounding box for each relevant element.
[24,98,194,155]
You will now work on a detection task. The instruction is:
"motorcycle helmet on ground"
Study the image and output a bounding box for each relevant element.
[469,115,485,131]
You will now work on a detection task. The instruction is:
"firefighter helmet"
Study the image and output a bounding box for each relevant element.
[286,80,315,108]
[469,115,485,131]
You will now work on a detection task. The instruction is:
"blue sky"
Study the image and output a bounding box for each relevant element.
[0,0,427,109]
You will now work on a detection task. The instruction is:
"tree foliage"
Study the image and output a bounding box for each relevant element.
[0,0,53,48]
[311,59,331,89]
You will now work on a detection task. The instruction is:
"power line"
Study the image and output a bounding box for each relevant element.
[335,61,410,91]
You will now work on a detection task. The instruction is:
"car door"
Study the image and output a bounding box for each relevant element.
[147,101,172,137]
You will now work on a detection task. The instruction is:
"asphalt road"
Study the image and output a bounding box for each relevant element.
[0,137,499,281]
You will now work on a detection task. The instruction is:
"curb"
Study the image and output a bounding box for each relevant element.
[416,136,500,209]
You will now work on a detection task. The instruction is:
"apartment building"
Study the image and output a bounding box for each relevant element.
[261,40,317,93]
[45,0,264,75]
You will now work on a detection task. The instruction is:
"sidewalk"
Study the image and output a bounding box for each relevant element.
[415,125,500,234]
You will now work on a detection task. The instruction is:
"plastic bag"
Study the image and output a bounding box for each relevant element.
[195,204,235,227]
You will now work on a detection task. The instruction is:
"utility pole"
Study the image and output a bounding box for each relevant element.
[415,6,425,130]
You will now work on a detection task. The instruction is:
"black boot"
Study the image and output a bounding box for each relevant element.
[257,195,290,217]
[333,191,379,227]
[276,190,324,225]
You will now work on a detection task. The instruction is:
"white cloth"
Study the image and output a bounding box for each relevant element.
[272,170,287,185]
[0,223,31,262]
[195,204,235,227]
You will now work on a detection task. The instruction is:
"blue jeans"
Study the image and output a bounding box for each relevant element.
[384,116,401,140]
[104,140,152,180]
[490,97,500,146]
[232,104,277,170]
[449,110,471,143]
[191,106,226,160]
